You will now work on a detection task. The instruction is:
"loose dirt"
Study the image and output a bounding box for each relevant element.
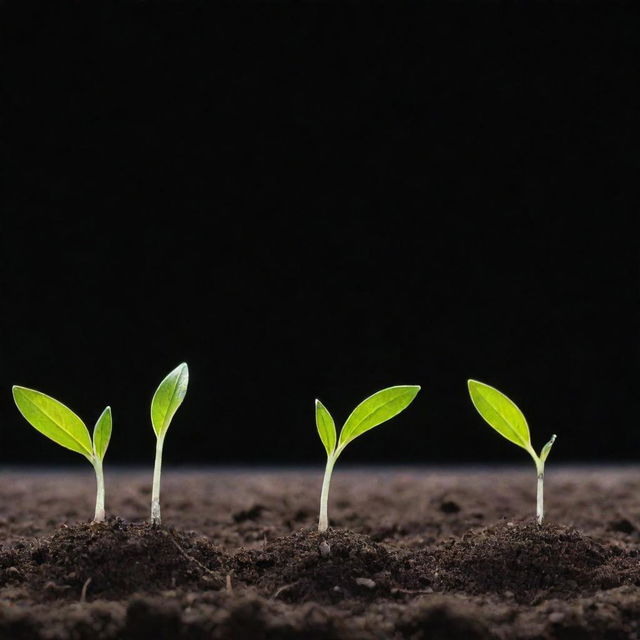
[0,467,638,638]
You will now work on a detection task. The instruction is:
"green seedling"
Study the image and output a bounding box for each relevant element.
[150,362,189,525]
[315,385,421,532]
[12,386,112,522]
[467,379,557,524]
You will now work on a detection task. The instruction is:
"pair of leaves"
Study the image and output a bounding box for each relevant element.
[316,385,421,457]
[13,362,189,462]
[12,387,112,462]
[467,379,556,463]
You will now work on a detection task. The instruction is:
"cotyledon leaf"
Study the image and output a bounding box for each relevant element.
[93,406,112,461]
[467,379,532,451]
[540,434,557,464]
[315,399,336,456]
[151,363,189,438]
[338,385,421,448]
[12,386,93,458]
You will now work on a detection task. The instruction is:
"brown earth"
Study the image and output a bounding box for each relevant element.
[0,467,639,639]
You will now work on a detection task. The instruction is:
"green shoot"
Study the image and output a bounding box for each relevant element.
[467,379,556,524]
[12,386,112,522]
[315,385,421,532]
[150,362,189,524]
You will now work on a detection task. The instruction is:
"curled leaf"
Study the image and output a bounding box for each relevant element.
[315,399,336,456]
[93,406,112,461]
[540,434,557,464]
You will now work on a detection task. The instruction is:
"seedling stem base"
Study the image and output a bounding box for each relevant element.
[151,435,165,524]
[318,455,336,532]
[93,458,106,522]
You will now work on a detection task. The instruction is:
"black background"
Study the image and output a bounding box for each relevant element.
[1,3,636,466]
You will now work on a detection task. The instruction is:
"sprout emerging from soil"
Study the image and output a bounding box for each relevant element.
[467,379,557,524]
[150,362,189,525]
[12,387,112,522]
[315,385,421,532]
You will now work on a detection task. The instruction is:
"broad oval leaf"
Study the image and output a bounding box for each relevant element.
[12,386,93,458]
[93,406,112,461]
[151,363,189,438]
[467,380,532,451]
[315,399,336,456]
[338,385,421,448]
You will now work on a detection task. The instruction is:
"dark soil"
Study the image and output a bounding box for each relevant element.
[433,521,637,602]
[0,467,639,639]
[1,520,225,600]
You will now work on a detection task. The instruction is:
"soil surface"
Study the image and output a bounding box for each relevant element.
[0,466,638,639]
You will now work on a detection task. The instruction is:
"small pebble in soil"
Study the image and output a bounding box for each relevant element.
[355,577,376,589]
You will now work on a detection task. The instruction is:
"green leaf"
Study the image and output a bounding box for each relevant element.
[12,386,93,458]
[315,399,336,456]
[540,434,557,464]
[338,385,421,448]
[93,406,112,461]
[151,363,189,438]
[467,380,532,451]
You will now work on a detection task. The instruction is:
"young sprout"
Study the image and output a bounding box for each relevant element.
[315,385,421,532]
[150,362,189,525]
[12,387,112,522]
[467,379,557,525]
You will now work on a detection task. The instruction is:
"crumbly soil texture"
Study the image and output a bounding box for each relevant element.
[0,468,639,639]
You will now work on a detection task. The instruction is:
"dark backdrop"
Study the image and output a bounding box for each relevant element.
[0,3,636,466]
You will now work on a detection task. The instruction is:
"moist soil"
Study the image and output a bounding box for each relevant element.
[0,467,638,639]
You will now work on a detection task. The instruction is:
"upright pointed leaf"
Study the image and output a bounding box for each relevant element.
[93,406,112,461]
[12,386,93,457]
[467,380,532,451]
[338,385,421,448]
[151,363,189,438]
[540,434,557,464]
[315,399,336,456]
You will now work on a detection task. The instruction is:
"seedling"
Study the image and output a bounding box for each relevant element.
[315,385,421,532]
[150,362,189,525]
[467,379,557,524]
[12,386,112,522]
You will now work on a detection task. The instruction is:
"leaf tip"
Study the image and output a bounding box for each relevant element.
[467,379,484,396]
[12,385,27,401]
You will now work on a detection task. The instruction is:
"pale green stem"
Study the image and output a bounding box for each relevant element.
[151,434,165,525]
[318,454,337,532]
[92,458,105,523]
[535,434,557,525]
[536,460,545,525]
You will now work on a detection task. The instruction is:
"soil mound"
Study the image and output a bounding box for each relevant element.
[232,528,431,603]
[432,521,635,602]
[0,519,226,600]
